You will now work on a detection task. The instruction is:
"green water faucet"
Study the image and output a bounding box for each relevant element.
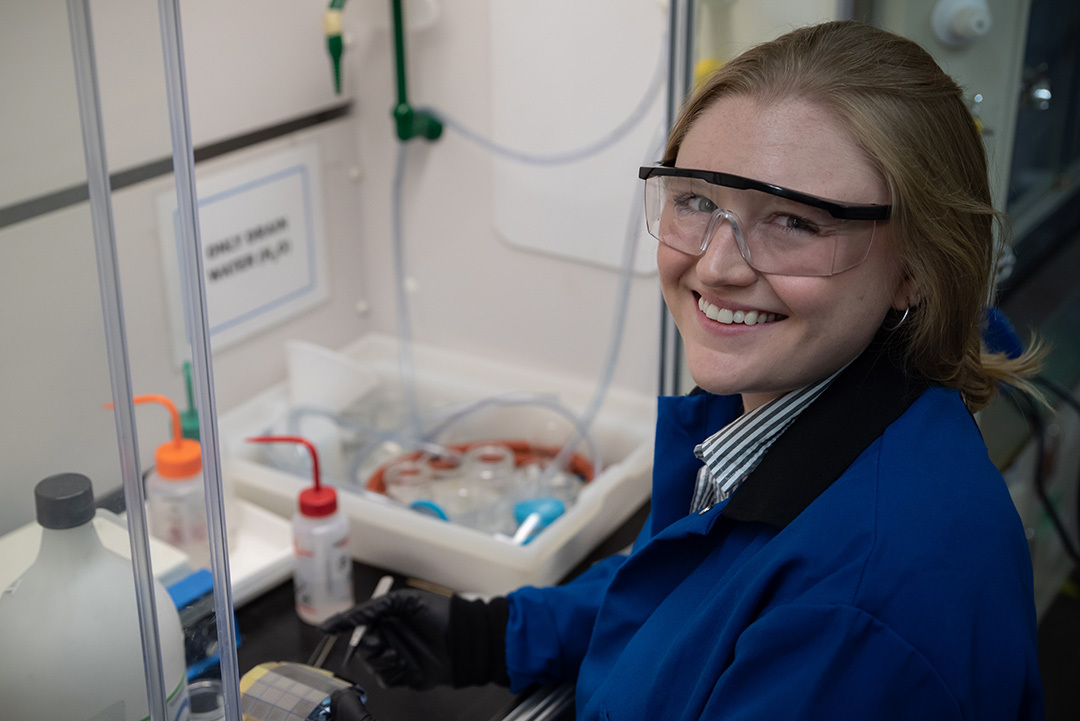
[324,0,442,142]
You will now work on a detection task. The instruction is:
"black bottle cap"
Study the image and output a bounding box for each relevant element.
[35,473,95,529]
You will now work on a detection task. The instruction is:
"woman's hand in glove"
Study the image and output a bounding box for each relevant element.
[320,589,453,690]
[330,687,375,721]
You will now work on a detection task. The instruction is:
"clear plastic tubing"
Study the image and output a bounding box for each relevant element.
[335,390,605,490]
[392,142,424,441]
[383,29,669,489]
[430,29,668,166]
[538,122,668,486]
[421,392,603,478]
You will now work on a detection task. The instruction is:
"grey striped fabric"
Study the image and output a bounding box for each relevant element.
[689,368,845,514]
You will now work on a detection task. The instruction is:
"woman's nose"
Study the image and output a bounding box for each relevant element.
[696,216,757,286]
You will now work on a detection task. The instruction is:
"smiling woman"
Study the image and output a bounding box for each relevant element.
[655,95,908,410]
[661,21,1044,412]
[314,21,1046,721]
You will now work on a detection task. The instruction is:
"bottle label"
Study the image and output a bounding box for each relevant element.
[149,494,209,548]
[294,528,353,622]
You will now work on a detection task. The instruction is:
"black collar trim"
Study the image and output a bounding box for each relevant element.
[720,341,930,529]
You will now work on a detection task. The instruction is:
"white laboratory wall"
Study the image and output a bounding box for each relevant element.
[0,206,123,536]
[0,0,93,208]
[0,0,344,209]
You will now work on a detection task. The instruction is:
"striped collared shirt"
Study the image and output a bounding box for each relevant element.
[689,368,845,514]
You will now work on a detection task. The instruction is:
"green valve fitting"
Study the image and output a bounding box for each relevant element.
[327,33,344,94]
[323,0,440,141]
[324,8,345,94]
[390,0,441,143]
[393,103,443,142]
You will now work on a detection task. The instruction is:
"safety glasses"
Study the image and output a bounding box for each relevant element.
[639,165,891,277]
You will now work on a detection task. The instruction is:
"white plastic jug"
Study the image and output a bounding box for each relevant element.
[0,474,190,721]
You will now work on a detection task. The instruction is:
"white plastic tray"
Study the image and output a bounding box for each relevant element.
[226,498,294,606]
[220,333,656,596]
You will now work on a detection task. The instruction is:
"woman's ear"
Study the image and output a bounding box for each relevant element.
[892,274,920,312]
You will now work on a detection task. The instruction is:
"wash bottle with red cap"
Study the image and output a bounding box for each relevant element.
[134,393,210,569]
[248,435,354,624]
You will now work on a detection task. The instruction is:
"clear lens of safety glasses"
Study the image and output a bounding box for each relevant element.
[643,174,879,277]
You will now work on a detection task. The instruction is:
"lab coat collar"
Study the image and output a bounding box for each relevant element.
[720,338,929,529]
[651,393,742,533]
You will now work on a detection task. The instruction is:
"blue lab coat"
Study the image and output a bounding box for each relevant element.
[505,346,1044,720]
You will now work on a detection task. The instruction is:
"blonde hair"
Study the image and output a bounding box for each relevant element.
[664,20,1042,411]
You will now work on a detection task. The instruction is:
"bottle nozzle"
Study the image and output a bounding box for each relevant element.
[133,394,185,448]
[247,435,336,516]
[106,394,202,478]
[247,435,321,489]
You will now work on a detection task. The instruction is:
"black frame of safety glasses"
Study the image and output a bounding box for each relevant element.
[638,164,892,221]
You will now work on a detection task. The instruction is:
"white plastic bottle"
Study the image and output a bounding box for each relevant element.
[0,473,190,721]
[137,394,210,569]
[248,435,354,624]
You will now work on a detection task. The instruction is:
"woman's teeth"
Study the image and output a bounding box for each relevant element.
[698,297,781,325]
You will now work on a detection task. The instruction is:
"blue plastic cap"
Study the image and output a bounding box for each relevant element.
[513,497,566,527]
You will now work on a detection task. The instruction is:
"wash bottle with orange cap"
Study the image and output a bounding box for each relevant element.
[135,393,210,569]
[248,435,353,624]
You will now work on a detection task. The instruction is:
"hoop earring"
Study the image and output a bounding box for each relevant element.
[883,306,910,332]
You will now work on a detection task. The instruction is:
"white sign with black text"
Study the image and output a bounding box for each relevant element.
[157,143,329,364]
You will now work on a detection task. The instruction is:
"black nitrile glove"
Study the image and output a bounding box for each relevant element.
[320,588,453,689]
[330,687,375,721]
[319,588,511,689]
